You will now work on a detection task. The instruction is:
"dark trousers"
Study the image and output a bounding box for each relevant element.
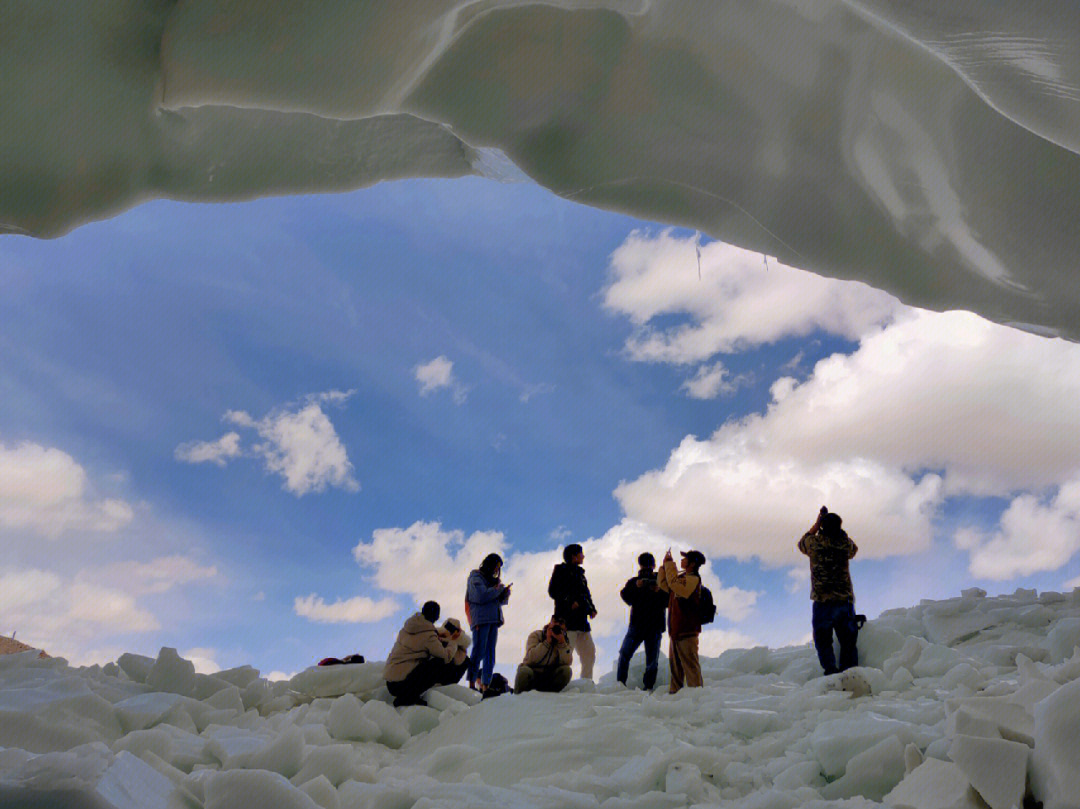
[386,657,468,706]
[616,624,662,689]
[812,601,859,674]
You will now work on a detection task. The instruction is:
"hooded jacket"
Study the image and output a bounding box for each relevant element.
[521,629,573,669]
[466,569,509,628]
[383,612,452,683]
[548,562,596,632]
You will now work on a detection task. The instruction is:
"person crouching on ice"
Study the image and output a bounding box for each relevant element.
[658,548,706,693]
[798,506,860,675]
[383,601,467,707]
[514,616,573,693]
[616,552,668,690]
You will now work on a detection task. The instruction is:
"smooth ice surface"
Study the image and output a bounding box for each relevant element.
[4,2,1080,338]
[1,589,1079,808]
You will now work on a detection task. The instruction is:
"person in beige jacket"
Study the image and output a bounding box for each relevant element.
[384,601,468,706]
[658,549,706,693]
[514,616,573,693]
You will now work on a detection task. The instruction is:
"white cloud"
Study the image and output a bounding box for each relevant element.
[93,555,219,595]
[179,392,359,496]
[602,231,899,364]
[699,628,758,657]
[0,441,134,538]
[0,567,159,654]
[294,594,400,624]
[549,525,572,542]
[415,356,468,404]
[956,476,1080,580]
[681,362,748,400]
[174,432,241,466]
[266,671,296,682]
[786,567,810,594]
[612,302,1080,576]
[1065,575,1080,589]
[181,648,221,674]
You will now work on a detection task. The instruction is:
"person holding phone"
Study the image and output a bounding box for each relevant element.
[465,553,511,692]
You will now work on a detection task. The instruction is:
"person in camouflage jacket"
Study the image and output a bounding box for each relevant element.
[797,507,859,674]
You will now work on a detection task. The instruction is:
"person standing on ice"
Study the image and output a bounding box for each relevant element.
[658,548,706,693]
[548,543,597,679]
[798,506,860,675]
[514,616,574,693]
[465,553,511,692]
[616,552,668,690]
[384,601,467,707]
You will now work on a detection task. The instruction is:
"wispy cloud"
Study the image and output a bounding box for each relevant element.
[294,593,399,624]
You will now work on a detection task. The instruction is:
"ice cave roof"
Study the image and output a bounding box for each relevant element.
[3,1,1079,338]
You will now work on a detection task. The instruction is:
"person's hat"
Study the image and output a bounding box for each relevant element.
[681,549,706,567]
[443,618,462,633]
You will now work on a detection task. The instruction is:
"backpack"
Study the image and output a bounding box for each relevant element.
[482,672,511,699]
[697,585,717,625]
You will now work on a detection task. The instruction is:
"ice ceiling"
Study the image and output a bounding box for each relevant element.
[4,0,1080,338]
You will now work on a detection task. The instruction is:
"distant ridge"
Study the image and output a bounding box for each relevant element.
[0,635,48,658]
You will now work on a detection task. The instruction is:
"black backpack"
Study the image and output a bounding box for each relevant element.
[697,585,717,625]
[482,672,511,698]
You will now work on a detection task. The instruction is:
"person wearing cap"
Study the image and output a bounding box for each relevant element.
[616,552,668,690]
[798,506,860,674]
[438,617,471,683]
[384,601,468,707]
[658,548,706,693]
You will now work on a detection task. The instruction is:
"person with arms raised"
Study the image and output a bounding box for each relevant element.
[616,552,668,690]
[658,548,706,693]
[798,506,860,674]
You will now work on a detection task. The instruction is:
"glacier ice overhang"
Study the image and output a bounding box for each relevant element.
[3,0,1080,338]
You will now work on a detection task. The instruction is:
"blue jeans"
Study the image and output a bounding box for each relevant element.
[616,624,662,689]
[468,623,499,686]
[812,601,859,674]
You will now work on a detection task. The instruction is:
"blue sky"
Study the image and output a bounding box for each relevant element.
[2,177,1079,678]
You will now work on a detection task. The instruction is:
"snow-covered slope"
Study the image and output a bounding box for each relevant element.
[3,2,1080,338]
[3,588,1079,808]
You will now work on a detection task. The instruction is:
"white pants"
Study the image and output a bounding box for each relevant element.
[566,630,596,680]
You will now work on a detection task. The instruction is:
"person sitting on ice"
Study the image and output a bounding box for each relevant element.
[658,548,706,693]
[616,552,668,690]
[797,506,860,675]
[438,617,471,678]
[514,616,573,693]
[383,601,468,707]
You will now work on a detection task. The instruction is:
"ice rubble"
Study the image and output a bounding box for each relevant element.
[5,2,1080,338]
[2,588,1080,808]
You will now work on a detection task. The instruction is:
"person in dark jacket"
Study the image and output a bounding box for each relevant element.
[798,506,859,674]
[547,543,597,679]
[658,548,705,693]
[465,552,511,692]
[616,552,668,689]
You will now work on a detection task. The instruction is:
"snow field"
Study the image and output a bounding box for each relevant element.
[1,587,1079,809]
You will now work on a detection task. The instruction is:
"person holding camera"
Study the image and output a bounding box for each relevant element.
[798,506,860,674]
[514,616,574,693]
[658,548,706,693]
[547,543,597,679]
[616,552,668,690]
